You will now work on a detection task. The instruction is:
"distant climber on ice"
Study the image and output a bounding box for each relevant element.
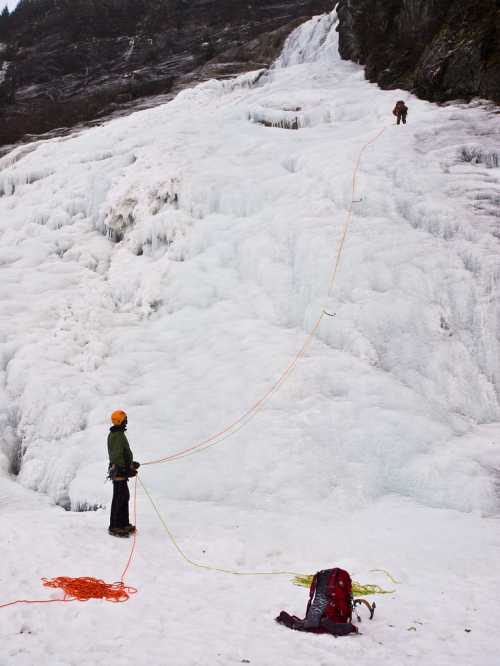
[276,568,361,637]
[393,100,408,125]
[107,410,140,538]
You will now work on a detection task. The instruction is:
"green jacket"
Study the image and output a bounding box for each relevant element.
[108,427,133,473]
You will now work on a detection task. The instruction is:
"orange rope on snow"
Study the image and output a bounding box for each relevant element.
[41,576,136,604]
[0,597,75,610]
[0,477,139,609]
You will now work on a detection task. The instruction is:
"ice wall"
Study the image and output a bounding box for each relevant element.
[0,11,498,514]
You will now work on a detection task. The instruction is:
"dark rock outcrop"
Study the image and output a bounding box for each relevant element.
[0,0,333,149]
[336,0,500,104]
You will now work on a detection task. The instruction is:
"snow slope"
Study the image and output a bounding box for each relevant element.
[1,11,500,666]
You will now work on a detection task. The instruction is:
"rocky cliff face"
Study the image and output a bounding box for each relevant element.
[336,0,500,104]
[0,0,332,149]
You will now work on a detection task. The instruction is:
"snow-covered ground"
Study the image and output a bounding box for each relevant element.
[1,11,500,665]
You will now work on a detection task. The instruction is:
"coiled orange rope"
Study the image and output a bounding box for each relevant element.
[41,576,136,603]
[0,477,138,609]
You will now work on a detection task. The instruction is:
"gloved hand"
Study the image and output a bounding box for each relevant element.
[127,462,140,477]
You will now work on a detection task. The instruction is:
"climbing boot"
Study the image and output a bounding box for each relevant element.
[108,527,130,538]
[125,524,136,533]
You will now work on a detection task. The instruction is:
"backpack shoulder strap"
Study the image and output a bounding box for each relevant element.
[306,573,320,614]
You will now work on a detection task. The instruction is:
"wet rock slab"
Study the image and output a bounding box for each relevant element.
[0,0,331,149]
[336,0,500,105]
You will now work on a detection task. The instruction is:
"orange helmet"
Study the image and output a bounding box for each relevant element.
[111,410,128,426]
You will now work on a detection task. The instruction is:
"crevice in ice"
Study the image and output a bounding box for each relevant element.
[0,167,56,198]
[248,104,332,130]
[219,69,268,93]
[0,409,23,477]
[473,191,500,219]
[78,151,115,164]
[102,177,188,258]
[495,469,500,504]
[0,141,40,170]
[104,198,137,243]
[0,173,15,197]
[68,501,104,513]
[252,114,300,130]
[8,434,23,477]
[458,146,499,169]
[396,199,464,242]
[282,156,299,173]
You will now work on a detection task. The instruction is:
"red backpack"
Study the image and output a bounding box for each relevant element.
[307,568,353,623]
[275,567,375,635]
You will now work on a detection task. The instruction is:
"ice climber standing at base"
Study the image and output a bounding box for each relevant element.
[107,410,140,538]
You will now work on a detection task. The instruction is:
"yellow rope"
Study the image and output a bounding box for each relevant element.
[140,477,398,595]
[142,312,324,466]
[139,477,302,577]
[369,569,401,584]
[137,127,398,590]
[328,128,386,297]
[142,127,386,467]
[293,572,396,596]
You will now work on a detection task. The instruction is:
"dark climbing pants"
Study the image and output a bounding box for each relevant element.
[397,112,407,125]
[110,480,130,529]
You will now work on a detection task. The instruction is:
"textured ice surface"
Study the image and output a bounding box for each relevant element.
[1,11,500,666]
[0,12,499,515]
